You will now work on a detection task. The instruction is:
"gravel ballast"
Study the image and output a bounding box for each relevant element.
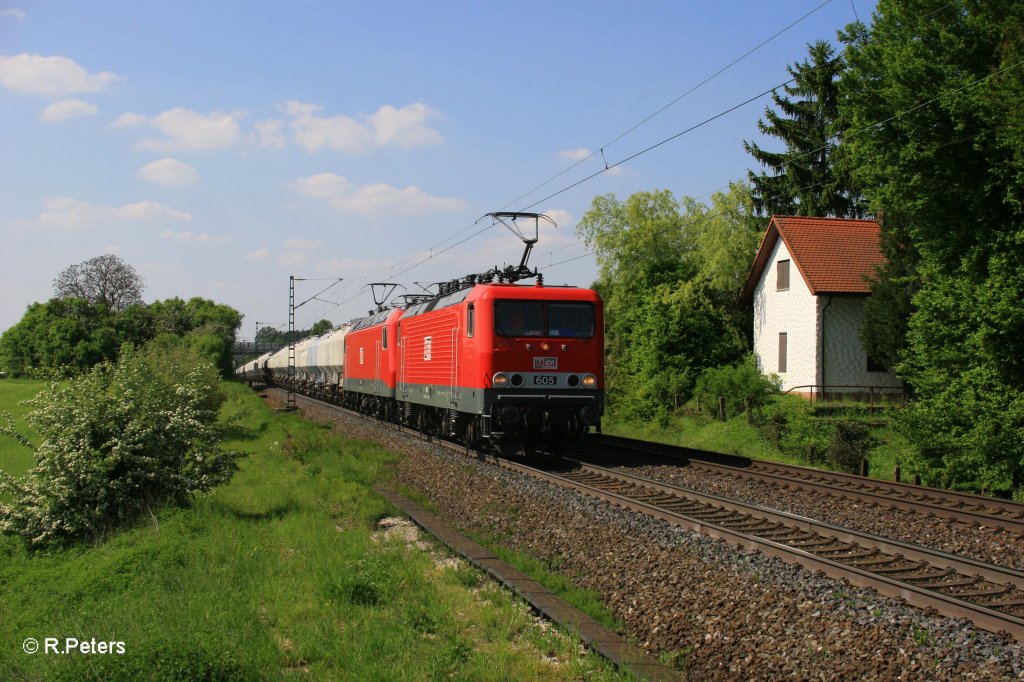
[616,460,1024,572]
[272,391,1024,680]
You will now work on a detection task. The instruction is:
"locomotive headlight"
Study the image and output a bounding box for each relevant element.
[582,374,597,388]
[540,342,551,351]
[492,372,509,388]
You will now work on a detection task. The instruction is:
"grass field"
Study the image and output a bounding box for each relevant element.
[0,382,624,681]
[0,378,45,478]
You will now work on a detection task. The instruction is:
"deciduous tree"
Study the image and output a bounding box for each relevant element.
[53,254,144,312]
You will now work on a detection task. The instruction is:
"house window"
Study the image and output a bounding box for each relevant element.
[777,260,790,291]
[778,332,787,372]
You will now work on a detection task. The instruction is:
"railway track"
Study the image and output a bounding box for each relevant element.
[506,457,1024,641]
[593,433,1024,535]
[271,389,1024,641]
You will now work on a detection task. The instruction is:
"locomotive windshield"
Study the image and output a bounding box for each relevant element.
[494,300,594,338]
[494,301,544,337]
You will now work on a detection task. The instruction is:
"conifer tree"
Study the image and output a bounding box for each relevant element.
[744,40,863,218]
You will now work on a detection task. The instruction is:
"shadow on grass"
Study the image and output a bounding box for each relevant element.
[213,496,302,522]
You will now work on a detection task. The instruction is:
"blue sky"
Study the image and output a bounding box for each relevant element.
[0,1,873,338]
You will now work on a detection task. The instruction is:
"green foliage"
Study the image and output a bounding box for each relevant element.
[827,421,874,473]
[839,0,1024,495]
[0,384,620,681]
[254,320,330,346]
[0,343,239,546]
[694,355,781,418]
[0,299,120,377]
[0,295,242,379]
[577,183,761,417]
[895,264,1024,494]
[759,398,836,463]
[745,40,864,218]
[309,318,334,337]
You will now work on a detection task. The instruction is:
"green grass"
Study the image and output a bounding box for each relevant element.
[0,382,624,681]
[604,394,914,481]
[0,378,45,477]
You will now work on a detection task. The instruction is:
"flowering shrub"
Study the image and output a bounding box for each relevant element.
[0,343,239,546]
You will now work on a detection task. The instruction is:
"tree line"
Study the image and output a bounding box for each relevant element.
[0,255,243,378]
[580,0,1024,496]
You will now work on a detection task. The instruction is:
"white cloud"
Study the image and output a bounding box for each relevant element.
[278,252,306,268]
[159,230,211,242]
[110,112,147,128]
[316,257,394,277]
[558,147,592,162]
[39,98,98,122]
[245,249,271,261]
[368,103,443,148]
[136,158,199,186]
[0,53,120,95]
[286,173,352,199]
[332,183,465,215]
[124,107,244,152]
[285,172,466,216]
[542,208,574,229]
[285,238,324,251]
[103,245,122,255]
[1,9,26,20]
[282,100,442,153]
[34,196,192,229]
[252,119,286,148]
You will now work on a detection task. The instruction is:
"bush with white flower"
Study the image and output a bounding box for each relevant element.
[0,343,239,546]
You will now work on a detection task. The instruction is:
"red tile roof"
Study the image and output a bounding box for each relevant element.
[739,216,884,303]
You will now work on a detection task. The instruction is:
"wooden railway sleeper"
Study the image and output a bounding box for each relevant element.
[870,560,929,575]
[729,519,781,532]
[844,555,903,569]
[787,537,836,549]
[915,577,981,590]
[812,544,860,556]
[838,549,881,566]
[755,527,803,538]
[900,569,954,583]
[982,598,1024,608]
[948,584,1013,599]
[689,508,737,520]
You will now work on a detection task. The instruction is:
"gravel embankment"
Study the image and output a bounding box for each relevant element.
[271,391,1024,680]
[617,460,1024,571]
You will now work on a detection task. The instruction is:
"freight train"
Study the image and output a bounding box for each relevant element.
[237,212,604,450]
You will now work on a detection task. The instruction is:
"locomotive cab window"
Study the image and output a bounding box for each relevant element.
[494,300,595,338]
[494,301,544,337]
[467,303,475,338]
[381,326,387,350]
[548,302,595,338]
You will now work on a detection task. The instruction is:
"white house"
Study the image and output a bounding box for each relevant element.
[738,216,902,398]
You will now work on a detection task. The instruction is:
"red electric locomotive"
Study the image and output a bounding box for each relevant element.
[272,212,604,452]
[395,212,604,450]
[341,306,404,418]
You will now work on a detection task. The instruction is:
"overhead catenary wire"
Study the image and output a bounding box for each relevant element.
[343,0,845,289]
[319,1,1003,317]
[500,0,839,212]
